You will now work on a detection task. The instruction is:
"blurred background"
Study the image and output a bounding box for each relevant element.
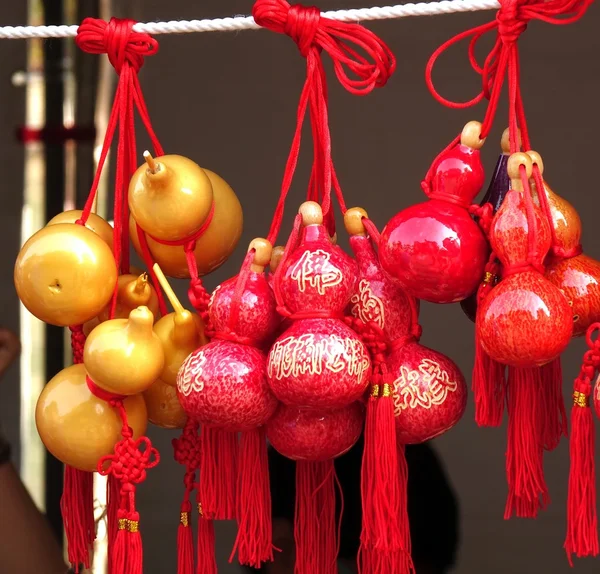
[1,0,600,572]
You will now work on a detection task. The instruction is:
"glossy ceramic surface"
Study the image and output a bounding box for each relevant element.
[380,141,487,303]
[130,169,243,278]
[477,271,572,366]
[84,306,165,394]
[546,253,600,337]
[267,318,371,409]
[209,270,279,345]
[266,402,364,461]
[84,272,161,337]
[129,154,214,242]
[278,224,358,315]
[14,223,118,326]
[490,190,551,269]
[47,209,114,251]
[35,364,148,472]
[143,378,186,429]
[348,234,415,341]
[389,341,467,444]
[154,311,207,386]
[177,340,277,432]
[532,181,581,254]
[379,200,488,303]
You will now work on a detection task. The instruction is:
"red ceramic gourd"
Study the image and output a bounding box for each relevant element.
[266,202,371,410]
[209,238,280,347]
[527,152,600,337]
[379,121,488,304]
[477,153,572,367]
[266,402,364,461]
[388,341,467,443]
[345,207,414,341]
[177,240,279,431]
[345,207,467,443]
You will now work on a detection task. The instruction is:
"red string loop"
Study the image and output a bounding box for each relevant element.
[76,17,158,73]
[425,0,592,123]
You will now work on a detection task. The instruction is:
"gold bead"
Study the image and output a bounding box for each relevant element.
[35,364,148,472]
[381,383,392,398]
[180,512,190,527]
[14,223,118,326]
[127,519,139,533]
[573,390,589,408]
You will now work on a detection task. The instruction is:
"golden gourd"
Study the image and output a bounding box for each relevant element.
[151,264,208,386]
[130,166,243,278]
[84,306,165,395]
[47,209,114,251]
[14,223,117,326]
[143,378,186,429]
[35,364,148,472]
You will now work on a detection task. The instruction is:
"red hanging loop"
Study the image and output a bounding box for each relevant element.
[252,0,395,244]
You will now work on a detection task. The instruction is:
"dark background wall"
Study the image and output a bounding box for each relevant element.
[3,1,600,572]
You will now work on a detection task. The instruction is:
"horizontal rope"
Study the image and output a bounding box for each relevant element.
[0,0,501,39]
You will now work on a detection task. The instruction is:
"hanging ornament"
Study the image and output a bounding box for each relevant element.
[129,153,243,279]
[379,121,489,304]
[477,153,572,367]
[14,222,118,326]
[143,378,187,429]
[268,203,370,409]
[530,152,600,337]
[345,206,414,573]
[565,323,600,563]
[178,238,280,569]
[35,363,148,472]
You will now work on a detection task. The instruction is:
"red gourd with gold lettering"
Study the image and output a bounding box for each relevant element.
[379,122,488,304]
[267,203,371,413]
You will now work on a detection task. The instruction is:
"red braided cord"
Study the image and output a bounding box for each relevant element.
[252,0,395,245]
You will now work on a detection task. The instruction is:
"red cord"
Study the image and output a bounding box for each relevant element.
[76,18,167,316]
[252,0,395,244]
[426,0,592,138]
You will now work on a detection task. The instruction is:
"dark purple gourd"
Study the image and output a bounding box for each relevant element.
[460,144,510,322]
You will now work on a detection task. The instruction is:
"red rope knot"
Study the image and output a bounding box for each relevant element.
[75,17,158,74]
[390,325,423,352]
[252,0,395,94]
[469,202,494,237]
[284,4,321,57]
[98,434,159,485]
[69,325,86,364]
[496,0,527,45]
[502,260,545,277]
[213,330,258,347]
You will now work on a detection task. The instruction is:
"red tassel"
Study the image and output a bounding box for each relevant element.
[539,358,568,451]
[295,460,338,574]
[196,511,217,574]
[358,386,378,573]
[397,445,413,574]
[177,501,194,574]
[125,511,143,574]
[61,466,95,571]
[230,427,273,567]
[472,332,506,427]
[199,426,239,520]
[565,380,598,563]
[107,474,120,572]
[504,366,549,519]
[111,511,128,574]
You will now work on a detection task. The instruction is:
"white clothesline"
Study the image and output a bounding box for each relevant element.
[0,0,500,39]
